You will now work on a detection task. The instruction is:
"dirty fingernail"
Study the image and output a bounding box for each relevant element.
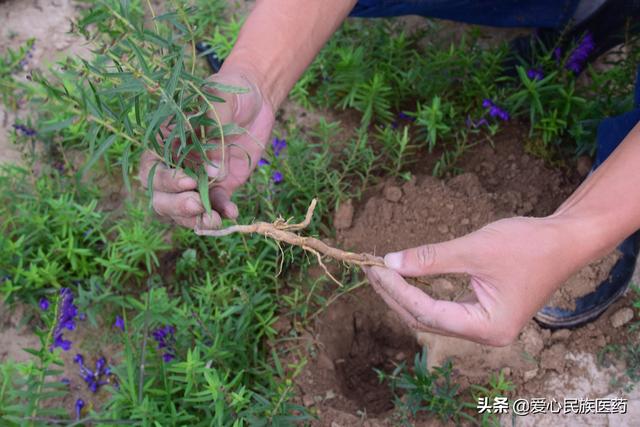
[384,252,403,269]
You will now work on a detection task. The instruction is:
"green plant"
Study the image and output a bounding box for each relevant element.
[466,371,515,427]
[377,347,470,425]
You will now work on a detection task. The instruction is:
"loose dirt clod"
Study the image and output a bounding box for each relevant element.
[610,307,634,328]
[333,199,354,230]
[383,185,402,202]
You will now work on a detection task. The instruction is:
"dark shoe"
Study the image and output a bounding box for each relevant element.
[534,232,640,329]
[195,41,224,73]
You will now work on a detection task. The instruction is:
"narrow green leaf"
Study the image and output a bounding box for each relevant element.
[203,80,250,94]
[122,142,132,193]
[79,134,117,178]
[147,162,159,210]
[198,166,211,216]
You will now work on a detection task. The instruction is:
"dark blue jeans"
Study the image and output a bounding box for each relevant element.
[350,0,581,28]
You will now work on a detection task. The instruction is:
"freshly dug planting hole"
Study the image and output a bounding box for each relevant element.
[316,290,420,415]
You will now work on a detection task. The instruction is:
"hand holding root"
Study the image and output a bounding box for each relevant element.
[194,198,385,284]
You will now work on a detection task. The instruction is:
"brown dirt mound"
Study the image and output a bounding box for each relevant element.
[291,128,637,425]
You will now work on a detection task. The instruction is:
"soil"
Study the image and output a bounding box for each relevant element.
[285,125,640,426]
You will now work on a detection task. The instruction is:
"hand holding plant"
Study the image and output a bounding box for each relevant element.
[139,70,275,229]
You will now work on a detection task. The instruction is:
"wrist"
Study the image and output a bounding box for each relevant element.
[545,208,616,268]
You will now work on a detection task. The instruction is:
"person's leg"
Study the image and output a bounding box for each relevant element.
[349,0,580,29]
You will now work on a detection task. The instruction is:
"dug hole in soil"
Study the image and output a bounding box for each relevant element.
[289,125,640,426]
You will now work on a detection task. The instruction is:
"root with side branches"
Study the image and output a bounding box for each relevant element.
[194,198,385,285]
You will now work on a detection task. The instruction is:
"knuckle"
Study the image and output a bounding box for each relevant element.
[415,245,436,268]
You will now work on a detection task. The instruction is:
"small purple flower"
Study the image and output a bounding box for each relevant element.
[272,137,286,158]
[257,158,269,167]
[526,68,544,81]
[73,354,84,365]
[271,171,283,184]
[78,312,87,321]
[53,334,72,351]
[12,123,37,137]
[51,288,78,352]
[76,355,111,393]
[565,32,595,74]
[96,357,106,373]
[152,325,177,362]
[39,298,49,311]
[482,99,510,121]
[61,378,71,386]
[114,315,125,332]
[75,398,84,419]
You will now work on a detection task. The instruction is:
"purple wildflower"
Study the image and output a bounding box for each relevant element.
[61,378,71,386]
[565,32,595,74]
[152,325,177,362]
[78,312,87,321]
[482,99,510,121]
[272,137,286,158]
[271,171,283,184]
[12,124,37,137]
[257,158,269,167]
[114,315,125,332]
[526,68,544,81]
[17,42,35,69]
[76,354,112,393]
[51,288,78,352]
[39,298,49,311]
[75,399,84,420]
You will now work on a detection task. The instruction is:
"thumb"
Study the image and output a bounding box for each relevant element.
[383,237,471,277]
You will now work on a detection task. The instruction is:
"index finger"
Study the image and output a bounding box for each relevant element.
[367,267,490,342]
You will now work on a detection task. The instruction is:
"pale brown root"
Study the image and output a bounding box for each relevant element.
[194,198,386,268]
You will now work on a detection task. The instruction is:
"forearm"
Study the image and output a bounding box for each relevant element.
[220,0,357,110]
[553,122,640,261]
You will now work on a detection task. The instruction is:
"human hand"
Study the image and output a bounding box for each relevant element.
[365,215,603,346]
[138,70,275,229]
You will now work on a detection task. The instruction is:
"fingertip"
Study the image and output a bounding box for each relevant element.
[179,177,197,190]
[200,212,222,229]
[224,202,238,219]
[384,252,403,270]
